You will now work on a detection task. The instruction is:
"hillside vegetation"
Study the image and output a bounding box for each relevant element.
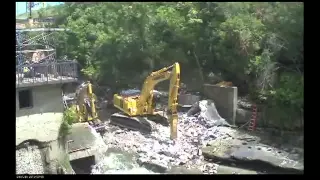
[46,2,303,130]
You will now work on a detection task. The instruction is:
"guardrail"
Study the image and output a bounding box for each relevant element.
[16,61,78,88]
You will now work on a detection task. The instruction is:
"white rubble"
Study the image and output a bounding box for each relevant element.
[192,100,232,127]
[16,145,44,174]
[94,100,235,174]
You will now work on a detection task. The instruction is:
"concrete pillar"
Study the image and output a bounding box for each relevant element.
[203,84,238,125]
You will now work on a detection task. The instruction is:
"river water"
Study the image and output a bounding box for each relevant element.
[85,123,157,174]
[92,148,157,174]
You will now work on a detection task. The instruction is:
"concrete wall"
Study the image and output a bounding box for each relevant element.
[203,84,238,125]
[178,94,201,106]
[16,84,64,144]
[16,84,74,174]
[16,84,63,117]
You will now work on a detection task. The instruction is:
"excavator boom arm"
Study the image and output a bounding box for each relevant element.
[138,66,172,110]
[138,63,180,139]
[112,63,181,139]
[73,81,106,132]
[167,63,180,139]
[75,82,98,121]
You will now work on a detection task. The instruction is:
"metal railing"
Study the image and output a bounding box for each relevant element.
[16,61,78,87]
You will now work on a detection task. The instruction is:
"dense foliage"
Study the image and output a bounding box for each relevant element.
[60,106,78,136]
[47,2,303,129]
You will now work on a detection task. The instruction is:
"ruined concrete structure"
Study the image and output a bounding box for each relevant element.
[16,28,78,174]
[15,64,78,173]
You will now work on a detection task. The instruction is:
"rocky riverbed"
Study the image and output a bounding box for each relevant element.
[91,100,303,174]
[16,99,303,174]
[93,100,233,174]
[96,114,224,173]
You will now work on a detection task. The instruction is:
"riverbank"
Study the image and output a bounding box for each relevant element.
[90,99,303,174]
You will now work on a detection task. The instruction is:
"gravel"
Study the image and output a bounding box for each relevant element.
[16,145,44,174]
[93,100,235,174]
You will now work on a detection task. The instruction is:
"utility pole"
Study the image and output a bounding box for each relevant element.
[27,2,35,19]
[25,2,46,27]
[27,2,44,19]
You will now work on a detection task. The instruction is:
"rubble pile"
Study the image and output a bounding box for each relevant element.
[16,145,44,174]
[95,100,236,174]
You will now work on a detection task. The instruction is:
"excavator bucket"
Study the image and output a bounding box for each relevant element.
[88,119,107,133]
[92,124,107,133]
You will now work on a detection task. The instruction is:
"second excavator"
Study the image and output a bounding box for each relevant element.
[63,81,106,132]
[110,62,181,140]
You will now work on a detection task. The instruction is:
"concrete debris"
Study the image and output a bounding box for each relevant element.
[202,163,218,174]
[188,100,232,127]
[96,99,236,174]
[16,145,44,174]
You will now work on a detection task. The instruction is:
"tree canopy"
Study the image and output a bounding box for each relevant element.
[48,2,303,129]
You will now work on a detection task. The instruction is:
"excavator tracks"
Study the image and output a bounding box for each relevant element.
[109,113,153,134]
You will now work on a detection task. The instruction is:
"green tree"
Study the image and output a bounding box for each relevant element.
[49,2,303,130]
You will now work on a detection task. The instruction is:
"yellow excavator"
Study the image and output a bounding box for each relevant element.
[64,81,106,132]
[110,62,181,140]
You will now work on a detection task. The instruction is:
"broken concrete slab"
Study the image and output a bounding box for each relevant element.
[67,123,108,162]
[187,100,233,127]
[199,100,231,127]
[202,137,304,174]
